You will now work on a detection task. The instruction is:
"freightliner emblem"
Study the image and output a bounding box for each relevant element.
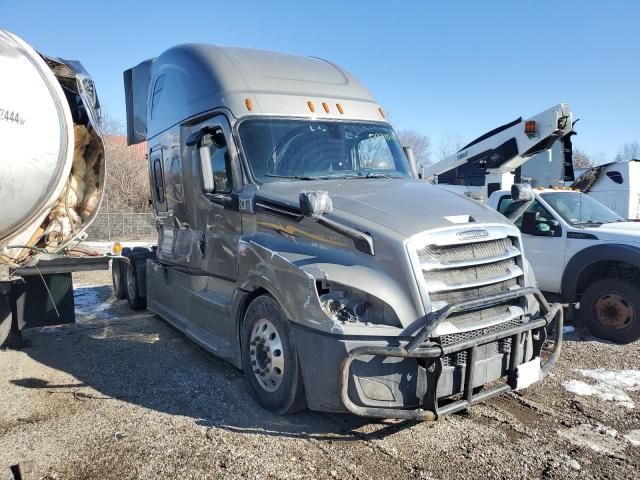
[456,229,489,241]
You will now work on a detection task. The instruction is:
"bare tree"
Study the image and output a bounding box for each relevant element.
[99,113,151,212]
[614,141,640,162]
[436,133,465,161]
[396,129,431,167]
[572,148,594,169]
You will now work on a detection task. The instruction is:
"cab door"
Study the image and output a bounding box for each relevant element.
[188,115,242,281]
[497,194,566,293]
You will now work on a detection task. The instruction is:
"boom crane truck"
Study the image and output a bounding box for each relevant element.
[115,43,563,419]
[0,31,108,348]
[421,105,640,343]
[422,104,576,200]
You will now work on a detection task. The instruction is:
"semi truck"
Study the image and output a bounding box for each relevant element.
[0,31,108,347]
[572,159,640,220]
[115,43,562,419]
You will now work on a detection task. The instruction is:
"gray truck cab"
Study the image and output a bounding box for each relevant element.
[120,44,562,420]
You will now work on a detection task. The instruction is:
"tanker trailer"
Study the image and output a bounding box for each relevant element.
[0,30,108,347]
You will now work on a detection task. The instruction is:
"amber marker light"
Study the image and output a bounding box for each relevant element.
[525,120,537,135]
[322,102,330,113]
[245,98,253,111]
[307,101,315,113]
[378,107,386,119]
[336,103,344,114]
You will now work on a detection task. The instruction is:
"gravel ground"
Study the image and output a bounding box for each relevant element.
[1,268,639,479]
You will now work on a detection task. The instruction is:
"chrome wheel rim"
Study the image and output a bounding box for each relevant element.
[249,318,284,392]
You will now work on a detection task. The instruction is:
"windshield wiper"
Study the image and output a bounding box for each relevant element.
[343,172,393,179]
[264,174,319,181]
[365,172,392,179]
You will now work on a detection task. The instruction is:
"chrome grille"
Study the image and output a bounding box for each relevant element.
[430,278,518,304]
[413,229,525,333]
[423,258,518,287]
[418,237,512,264]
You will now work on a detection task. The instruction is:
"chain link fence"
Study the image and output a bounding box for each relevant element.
[85,212,156,241]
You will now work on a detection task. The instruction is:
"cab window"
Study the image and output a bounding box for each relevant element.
[208,132,233,194]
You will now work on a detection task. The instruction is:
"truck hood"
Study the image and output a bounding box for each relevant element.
[581,221,640,243]
[257,178,508,237]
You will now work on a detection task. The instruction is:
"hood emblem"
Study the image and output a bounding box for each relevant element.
[457,229,489,241]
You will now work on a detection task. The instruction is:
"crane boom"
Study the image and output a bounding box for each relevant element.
[422,104,574,198]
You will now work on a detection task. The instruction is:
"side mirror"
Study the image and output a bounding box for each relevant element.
[511,183,534,202]
[187,125,226,194]
[403,147,419,179]
[521,211,539,235]
[521,211,560,237]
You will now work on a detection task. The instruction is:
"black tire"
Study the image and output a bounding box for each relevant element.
[579,278,640,344]
[241,295,306,415]
[125,256,146,311]
[112,259,127,299]
[0,296,11,348]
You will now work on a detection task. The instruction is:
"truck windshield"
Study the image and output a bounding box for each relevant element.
[238,119,411,182]
[541,192,624,226]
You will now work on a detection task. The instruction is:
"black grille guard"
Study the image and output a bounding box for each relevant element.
[339,287,563,421]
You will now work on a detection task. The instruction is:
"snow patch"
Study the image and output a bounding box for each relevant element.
[624,429,640,447]
[562,369,640,408]
[557,424,624,456]
[578,369,640,390]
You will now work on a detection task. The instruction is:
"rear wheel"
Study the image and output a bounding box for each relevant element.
[112,260,126,299]
[112,247,131,300]
[241,295,306,415]
[580,279,640,344]
[125,257,146,311]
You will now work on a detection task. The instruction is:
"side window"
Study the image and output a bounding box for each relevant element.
[209,137,233,194]
[497,195,514,215]
[152,158,165,204]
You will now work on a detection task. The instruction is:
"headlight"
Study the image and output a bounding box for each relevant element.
[316,280,401,327]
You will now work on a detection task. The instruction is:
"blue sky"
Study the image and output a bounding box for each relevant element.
[2,1,638,161]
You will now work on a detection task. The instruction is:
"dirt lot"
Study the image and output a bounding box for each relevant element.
[1,269,639,480]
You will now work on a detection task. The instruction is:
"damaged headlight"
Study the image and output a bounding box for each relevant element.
[316,280,401,327]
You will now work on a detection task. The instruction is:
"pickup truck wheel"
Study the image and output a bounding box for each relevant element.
[125,258,146,311]
[0,296,11,348]
[580,279,640,344]
[241,295,306,415]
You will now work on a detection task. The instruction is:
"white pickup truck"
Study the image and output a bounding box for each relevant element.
[488,186,640,343]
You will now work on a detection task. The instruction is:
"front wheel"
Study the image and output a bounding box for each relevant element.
[241,295,306,415]
[580,279,640,344]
